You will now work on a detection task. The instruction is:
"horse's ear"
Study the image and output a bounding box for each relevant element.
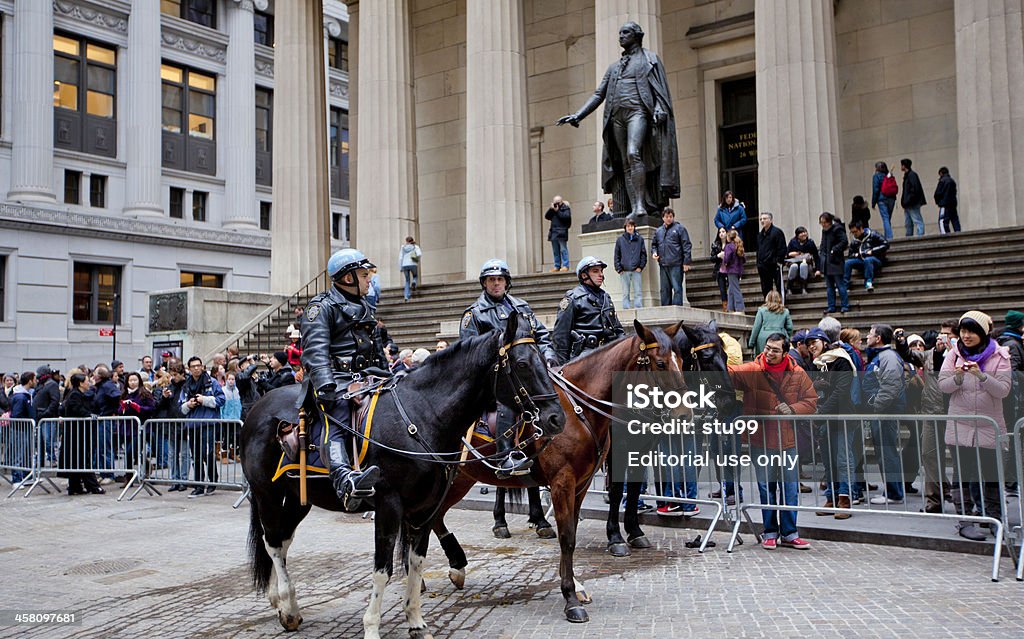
[633,319,651,342]
[706,319,718,335]
[505,310,520,344]
[663,320,685,337]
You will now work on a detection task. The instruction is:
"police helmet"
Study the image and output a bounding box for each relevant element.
[479,258,512,289]
[576,256,608,282]
[327,249,375,283]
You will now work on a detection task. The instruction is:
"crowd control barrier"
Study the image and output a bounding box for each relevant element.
[1009,419,1024,581]
[2,418,42,498]
[29,417,144,501]
[131,419,247,507]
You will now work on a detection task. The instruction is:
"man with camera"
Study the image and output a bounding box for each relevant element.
[545,196,572,272]
[179,356,225,497]
[256,352,296,394]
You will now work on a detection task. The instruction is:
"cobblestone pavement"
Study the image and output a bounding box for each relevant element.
[0,490,1021,638]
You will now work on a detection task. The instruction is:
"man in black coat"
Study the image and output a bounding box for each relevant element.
[552,256,625,363]
[545,196,572,272]
[900,158,926,237]
[256,352,296,394]
[815,212,849,315]
[933,166,960,234]
[32,365,61,466]
[756,212,787,298]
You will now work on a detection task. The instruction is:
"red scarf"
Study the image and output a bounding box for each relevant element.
[761,354,789,385]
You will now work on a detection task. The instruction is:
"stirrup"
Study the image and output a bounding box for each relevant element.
[497,451,533,478]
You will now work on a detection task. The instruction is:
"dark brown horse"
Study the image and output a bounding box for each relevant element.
[431,319,682,623]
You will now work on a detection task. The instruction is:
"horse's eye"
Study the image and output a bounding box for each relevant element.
[516,361,528,369]
[656,360,666,370]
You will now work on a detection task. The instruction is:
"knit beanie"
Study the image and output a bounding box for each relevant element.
[959,310,992,335]
[272,352,288,367]
[1005,310,1024,332]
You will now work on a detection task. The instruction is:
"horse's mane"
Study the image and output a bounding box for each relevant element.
[404,331,498,381]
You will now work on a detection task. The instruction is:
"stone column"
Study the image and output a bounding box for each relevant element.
[754,0,843,234]
[354,0,417,288]
[221,0,259,229]
[7,0,55,202]
[465,0,533,276]
[955,0,1024,229]
[123,0,163,218]
[271,0,331,293]
[594,0,662,204]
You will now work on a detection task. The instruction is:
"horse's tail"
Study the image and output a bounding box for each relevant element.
[248,496,273,594]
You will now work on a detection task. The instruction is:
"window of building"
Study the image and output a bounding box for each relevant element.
[161,0,216,29]
[254,10,274,46]
[192,190,208,221]
[64,170,81,204]
[89,174,107,208]
[328,37,348,72]
[329,107,349,200]
[179,270,223,288]
[255,87,272,186]
[161,63,216,175]
[169,186,184,218]
[259,201,271,231]
[72,263,121,324]
[53,33,116,157]
[332,212,349,242]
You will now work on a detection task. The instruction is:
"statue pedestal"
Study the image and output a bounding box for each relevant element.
[578,222,681,309]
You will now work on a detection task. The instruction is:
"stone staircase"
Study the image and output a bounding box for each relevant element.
[231,227,1024,354]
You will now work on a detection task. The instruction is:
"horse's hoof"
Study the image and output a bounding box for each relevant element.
[409,628,434,639]
[421,579,427,593]
[565,605,590,623]
[492,526,511,539]
[628,535,652,549]
[575,589,592,605]
[278,612,302,632]
[448,567,466,590]
[607,542,631,557]
[535,525,556,539]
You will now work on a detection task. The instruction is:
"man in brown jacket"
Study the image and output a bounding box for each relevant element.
[729,332,818,550]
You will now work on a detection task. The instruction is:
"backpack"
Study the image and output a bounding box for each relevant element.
[881,172,898,198]
[837,342,865,409]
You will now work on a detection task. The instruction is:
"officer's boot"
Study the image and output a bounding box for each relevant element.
[326,438,382,512]
[494,410,533,480]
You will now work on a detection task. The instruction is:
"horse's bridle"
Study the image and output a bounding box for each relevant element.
[493,336,560,433]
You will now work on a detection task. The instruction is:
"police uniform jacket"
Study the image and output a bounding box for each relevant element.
[552,284,625,363]
[460,291,557,362]
[301,285,386,392]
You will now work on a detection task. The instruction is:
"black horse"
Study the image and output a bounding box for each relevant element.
[242,311,564,639]
[605,321,734,556]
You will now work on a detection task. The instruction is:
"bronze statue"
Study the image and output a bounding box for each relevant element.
[558,22,679,220]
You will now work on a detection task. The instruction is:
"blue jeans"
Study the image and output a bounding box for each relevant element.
[5,425,31,482]
[619,270,642,308]
[819,421,859,499]
[401,265,418,300]
[550,239,569,269]
[96,419,116,479]
[751,446,800,540]
[659,264,684,306]
[869,419,905,500]
[656,434,698,511]
[844,256,882,286]
[904,206,924,236]
[825,273,848,312]
[877,198,895,239]
[38,421,58,466]
[171,434,192,482]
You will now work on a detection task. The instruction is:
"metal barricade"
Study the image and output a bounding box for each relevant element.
[30,417,143,501]
[133,419,247,506]
[724,414,1016,582]
[1010,418,1024,581]
[2,418,39,498]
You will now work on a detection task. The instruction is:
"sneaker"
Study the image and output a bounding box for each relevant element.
[683,506,700,517]
[780,537,811,550]
[636,503,655,514]
[559,267,569,272]
[869,495,903,505]
[840,307,850,314]
[656,504,685,517]
[761,537,777,550]
[851,496,865,505]
[188,487,205,498]
[99,478,114,486]
[726,494,737,506]
[799,483,812,494]
[865,281,874,291]
[816,501,834,516]
[822,309,835,316]
[205,486,217,496]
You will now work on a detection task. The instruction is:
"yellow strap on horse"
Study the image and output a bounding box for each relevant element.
[498,336,537,357]
[638,341,660,351]
[691,342,717,354]
[357,391,381,468]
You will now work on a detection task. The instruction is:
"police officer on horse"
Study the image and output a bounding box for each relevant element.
[460,259,559,479]
[552,256,626,363]
[301,249,387,512]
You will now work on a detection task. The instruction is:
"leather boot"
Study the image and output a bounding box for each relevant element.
[957,522,988,541]
[326,438,381,512]
[494,412,532,479]
[721,301,728,312]
[834,494,852,519]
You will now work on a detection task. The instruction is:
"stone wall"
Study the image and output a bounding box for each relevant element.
[835,0,957,234]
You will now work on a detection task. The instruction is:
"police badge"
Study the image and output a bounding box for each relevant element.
[306,304,321,321]
[558,297,570,311]
[461,312,472,329]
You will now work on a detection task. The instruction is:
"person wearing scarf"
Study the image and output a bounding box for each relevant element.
[179,357,225,497]
[938,311,1011,541]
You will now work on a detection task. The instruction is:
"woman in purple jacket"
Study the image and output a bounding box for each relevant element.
[719,230,746,313]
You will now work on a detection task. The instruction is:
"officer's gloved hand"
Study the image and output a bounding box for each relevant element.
[316,385,338,409]
[545,353,561,369]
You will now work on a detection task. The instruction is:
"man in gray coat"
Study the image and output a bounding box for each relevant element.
[650,208,691,306]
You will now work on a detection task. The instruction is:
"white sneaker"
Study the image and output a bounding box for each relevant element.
[869,495,903,505]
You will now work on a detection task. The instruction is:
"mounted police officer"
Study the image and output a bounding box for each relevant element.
[553,256,625,362]
[301,248,387,512]
[460,259,559,479]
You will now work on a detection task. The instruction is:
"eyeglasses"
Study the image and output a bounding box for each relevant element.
[763,346,784,354]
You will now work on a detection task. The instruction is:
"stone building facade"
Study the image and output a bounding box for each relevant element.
[0,0,351,370]
[350,0,1023,286]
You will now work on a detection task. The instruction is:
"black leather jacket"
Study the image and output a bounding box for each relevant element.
[257,366,296,394]
[300,285,386,392]
[552,284,625,362]
[460,291,557,362]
